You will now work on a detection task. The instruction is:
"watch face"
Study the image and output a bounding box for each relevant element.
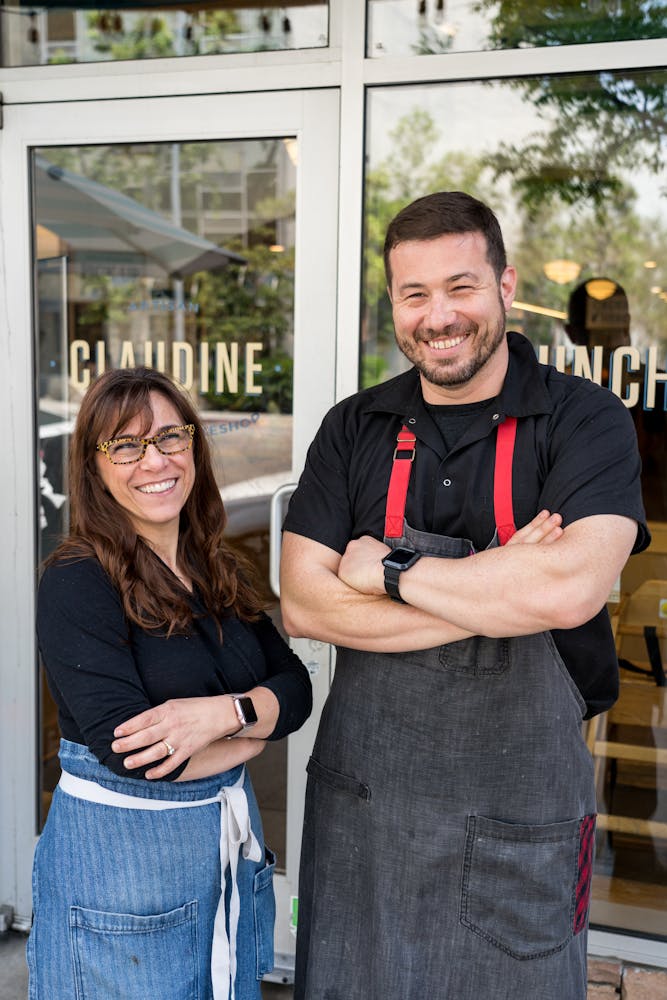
[236,697,258,726]
[384,547,419,568]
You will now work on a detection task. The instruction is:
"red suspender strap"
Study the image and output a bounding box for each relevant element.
[494,416,518,546]
[384,425,416,538]
[384,417,517,544]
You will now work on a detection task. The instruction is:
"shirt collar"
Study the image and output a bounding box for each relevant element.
[362,331,554,422]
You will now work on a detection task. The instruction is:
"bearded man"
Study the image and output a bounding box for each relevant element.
[280,191,648,1000]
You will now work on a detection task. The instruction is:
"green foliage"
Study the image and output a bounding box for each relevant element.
[363,109,497,366]
[361,353,390,389]
[472,0,666,49]
[362,84,667,381]
[197,237,295,412]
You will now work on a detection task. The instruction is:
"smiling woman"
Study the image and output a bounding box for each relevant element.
[28,366,312,999]
[95,393,196,572]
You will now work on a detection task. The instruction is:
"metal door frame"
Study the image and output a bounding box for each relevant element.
[0,88,339,969]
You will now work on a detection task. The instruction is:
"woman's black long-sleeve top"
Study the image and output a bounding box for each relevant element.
[37,557,312,780]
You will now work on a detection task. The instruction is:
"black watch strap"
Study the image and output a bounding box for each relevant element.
[384,565,407,604]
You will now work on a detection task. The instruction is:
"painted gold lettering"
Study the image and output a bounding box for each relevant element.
[70,340,90,391]
[215,343,238,393]
[245,343,263,395]
[172,342,194,390]
[552,346,567,373]
[610,347,641,408]
[644,347,667,410]
[200,343,209,393]
[95,341,106,376]
[119,342,136,369]
[572,346,603,385]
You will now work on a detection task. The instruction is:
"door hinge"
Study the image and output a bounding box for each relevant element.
[0,93,4,131]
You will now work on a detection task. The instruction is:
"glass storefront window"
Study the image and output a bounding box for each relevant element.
[2,1,328,67]
[33,136,297,868]
[367,0,666,57]
[363,70,667,939]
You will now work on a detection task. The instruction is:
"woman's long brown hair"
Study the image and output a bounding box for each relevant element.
[48,366,263,633]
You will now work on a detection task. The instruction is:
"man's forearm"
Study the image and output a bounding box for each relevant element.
[342,515,637,639]
[280,537,472,652]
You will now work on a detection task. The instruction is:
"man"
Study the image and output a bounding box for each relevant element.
[280,192,648,1000]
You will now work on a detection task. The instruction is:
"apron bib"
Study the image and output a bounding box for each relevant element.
[295,419,596,1000]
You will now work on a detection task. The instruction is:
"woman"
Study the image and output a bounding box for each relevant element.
[28,366,312,1000]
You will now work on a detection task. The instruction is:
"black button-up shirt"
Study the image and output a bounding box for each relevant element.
[285,332,649,715]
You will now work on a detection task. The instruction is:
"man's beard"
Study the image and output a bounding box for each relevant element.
[397,306,506,389]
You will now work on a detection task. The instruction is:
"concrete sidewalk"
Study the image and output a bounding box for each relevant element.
[3,931,667,999]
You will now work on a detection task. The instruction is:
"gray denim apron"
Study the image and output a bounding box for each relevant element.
[295,418,596,1000]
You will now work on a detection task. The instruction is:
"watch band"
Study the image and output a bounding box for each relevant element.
[383,565,407,604]
[381,548,422,604]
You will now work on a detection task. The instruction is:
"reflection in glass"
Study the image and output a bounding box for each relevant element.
[2,1,328,67]
[367,0,666,57]
[363,71,667,938]
[33,138,297,870]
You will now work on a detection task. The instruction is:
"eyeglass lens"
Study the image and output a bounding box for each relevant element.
[106,427,192,463]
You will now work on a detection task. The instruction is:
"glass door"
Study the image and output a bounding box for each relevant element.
[1,88,338,969]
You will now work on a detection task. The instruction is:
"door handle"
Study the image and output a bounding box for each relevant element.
[269,483,297,597]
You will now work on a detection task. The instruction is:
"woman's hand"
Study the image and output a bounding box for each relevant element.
[112,686,280,779]
[111,694,240,778]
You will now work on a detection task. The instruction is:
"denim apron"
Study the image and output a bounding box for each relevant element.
[28,739,275,1000]
[295,418,597,1000]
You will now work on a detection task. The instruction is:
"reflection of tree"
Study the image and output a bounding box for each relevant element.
[473,0,666,49]
[488,69,667,213]
[83,9,241,61]
[196,234,295,413]
[363,93,667,382]
[36,142,297,408]
[363,110,497,384]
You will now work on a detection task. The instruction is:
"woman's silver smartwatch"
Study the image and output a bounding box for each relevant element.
[229,695,258,736]
[381,547,422,603]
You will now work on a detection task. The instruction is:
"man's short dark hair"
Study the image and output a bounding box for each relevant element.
[383,191,507,287]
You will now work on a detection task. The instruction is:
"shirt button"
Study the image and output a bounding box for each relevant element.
[443,478,452,487]
[492,413,500,421]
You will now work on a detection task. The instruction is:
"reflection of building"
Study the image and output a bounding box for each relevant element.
[1,0,667,978]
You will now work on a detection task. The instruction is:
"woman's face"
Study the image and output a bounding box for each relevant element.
[95,391,196,543]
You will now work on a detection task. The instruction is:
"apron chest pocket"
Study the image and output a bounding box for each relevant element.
[460,813,595,960]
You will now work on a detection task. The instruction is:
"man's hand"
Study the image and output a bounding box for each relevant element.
[337,536,389,595]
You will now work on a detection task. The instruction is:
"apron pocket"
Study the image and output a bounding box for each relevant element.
[460,814,587,960]
[306,756,371,800]
[439,635,510,675]
[69,900,199,999]
[254,847,276,979]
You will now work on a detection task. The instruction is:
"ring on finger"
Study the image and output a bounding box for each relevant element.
[162,740,176,757]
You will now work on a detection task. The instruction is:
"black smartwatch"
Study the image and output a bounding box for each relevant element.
[229,695,258,736]
[381,547,422,604]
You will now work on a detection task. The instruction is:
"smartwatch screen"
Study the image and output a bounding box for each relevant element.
[386,548,418,567]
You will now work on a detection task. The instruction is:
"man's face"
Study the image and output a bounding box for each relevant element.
[388,231,517,403]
